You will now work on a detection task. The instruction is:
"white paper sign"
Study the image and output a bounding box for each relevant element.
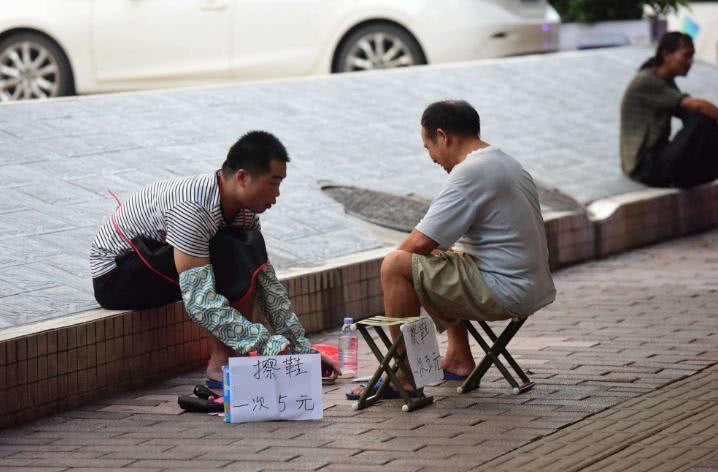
[223,354,323,423]
[400,317,443,388]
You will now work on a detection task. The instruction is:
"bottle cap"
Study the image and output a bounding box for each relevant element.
[343,317,353,325]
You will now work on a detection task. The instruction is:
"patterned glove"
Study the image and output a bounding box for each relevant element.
[257,264,316,355]
[180,264,290,356]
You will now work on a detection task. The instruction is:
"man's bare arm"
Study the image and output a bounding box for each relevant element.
[681,97,718,121]
[397,229,440,255]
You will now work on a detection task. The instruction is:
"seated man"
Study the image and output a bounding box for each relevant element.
[90,131,338,387]
[621,32,718,188]
[350,100,555,397]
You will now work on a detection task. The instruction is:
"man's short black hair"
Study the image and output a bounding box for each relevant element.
[222,131,289,177]
[421,100,481,139]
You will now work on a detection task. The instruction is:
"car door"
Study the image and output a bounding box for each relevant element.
[230,0,326,80]
[91,0,233,86]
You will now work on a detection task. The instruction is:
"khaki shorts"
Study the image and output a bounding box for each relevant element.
[412,251,515,332]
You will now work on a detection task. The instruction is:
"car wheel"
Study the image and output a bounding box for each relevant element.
[333,23,426,73]
[0,32,74,102]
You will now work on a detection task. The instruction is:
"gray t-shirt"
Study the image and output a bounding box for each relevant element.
[416,147,555,317]
[620,68,688,175]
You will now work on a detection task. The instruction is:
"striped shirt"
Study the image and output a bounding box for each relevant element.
[90,171,259,278]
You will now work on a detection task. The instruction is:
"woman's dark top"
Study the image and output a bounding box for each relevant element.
[620,68,688,176]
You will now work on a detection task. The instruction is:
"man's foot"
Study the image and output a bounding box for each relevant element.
[441,358,475,378]
[206,363,225,388]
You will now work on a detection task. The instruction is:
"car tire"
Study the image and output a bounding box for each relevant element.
[0,32,75,101]
[333,23,426,73]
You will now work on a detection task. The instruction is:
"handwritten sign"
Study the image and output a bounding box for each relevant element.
[223,354,323,423]
[400,317,443,388]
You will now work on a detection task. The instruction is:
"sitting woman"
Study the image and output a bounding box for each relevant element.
[620,32,718,188]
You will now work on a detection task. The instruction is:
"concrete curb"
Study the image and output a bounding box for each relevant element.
[1,182,716,428]
[589,182,718,258]
[544,210,595,270]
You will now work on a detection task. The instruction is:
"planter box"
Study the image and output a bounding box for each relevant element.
[560,20,651,50]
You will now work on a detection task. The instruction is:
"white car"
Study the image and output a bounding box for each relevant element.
[0,0,560,101]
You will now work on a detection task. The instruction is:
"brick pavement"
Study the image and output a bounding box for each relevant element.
[475,365,718,472]
[0,229,716,471]
[0,47,717,327]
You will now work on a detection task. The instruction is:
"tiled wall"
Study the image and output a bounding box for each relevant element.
[594,193,679,258]
[0,256,385,429]
[0,304,209,429]
[2,183,718,428]
[677,184,718,235]
[544,211,595,270]
[282,257,384,333]
[592,183,718,258]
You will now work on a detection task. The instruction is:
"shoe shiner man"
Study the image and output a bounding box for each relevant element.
[91,131,339,387]
[621,32,718,188]
[349,100,555,399]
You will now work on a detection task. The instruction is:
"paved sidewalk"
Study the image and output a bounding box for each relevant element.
[0,47,716,327]
[478,365,718,472]
[0,229,716,471]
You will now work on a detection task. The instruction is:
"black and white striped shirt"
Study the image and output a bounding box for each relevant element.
[90,171,258,278]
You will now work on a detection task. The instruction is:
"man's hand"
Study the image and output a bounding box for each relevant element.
[320,353,341,379]
[279,348,339,378]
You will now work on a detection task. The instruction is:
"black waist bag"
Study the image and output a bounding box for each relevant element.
[209,227,268,303]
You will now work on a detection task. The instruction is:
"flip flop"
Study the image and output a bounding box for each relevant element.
[194,384,215,399]
[345,379,420,401]
[178,395,224,413]
[443,371,469,381]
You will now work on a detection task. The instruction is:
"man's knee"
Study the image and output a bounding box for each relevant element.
[381,250,414,281]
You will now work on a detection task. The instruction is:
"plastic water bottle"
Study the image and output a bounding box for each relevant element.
[338,317,358,377]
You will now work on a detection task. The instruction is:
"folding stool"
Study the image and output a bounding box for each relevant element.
[353,316,435,412]
[457,318,535,395]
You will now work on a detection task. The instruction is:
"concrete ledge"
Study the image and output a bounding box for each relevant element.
[0,303,202,429]
[0,247,388,429]
[544,210,595,270]
[2,183,718,428]
[676,183,718,234]
[588,182,718,258]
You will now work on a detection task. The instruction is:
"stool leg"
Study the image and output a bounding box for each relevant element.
[354,322,434,413]
[460,321,515,393]
[403,396,434,413]
[355,327,411,410]
[378,332,414,403]
[355,326,390,410]
[479,320,533,387]
[460,320,534,395]
[374,327,418,392]
[374,328,433,411]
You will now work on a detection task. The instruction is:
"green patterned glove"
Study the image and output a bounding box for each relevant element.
[257,264,317,355]
[180,264,289,355]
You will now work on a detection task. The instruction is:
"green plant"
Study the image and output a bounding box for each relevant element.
[549,0,644,22]
[644,0,690,17]
[549,0,690,23]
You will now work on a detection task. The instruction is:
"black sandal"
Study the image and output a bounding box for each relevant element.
[178,384,224,413]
